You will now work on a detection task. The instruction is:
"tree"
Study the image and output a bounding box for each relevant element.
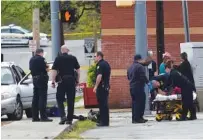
[1,1,51,33]
[1,1,101,34]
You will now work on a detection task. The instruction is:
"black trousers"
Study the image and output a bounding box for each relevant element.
[32,76,48,120]
[96,86,109,125]
[130,85,146,121]
[56,76,76,122]
[182,89,196,119]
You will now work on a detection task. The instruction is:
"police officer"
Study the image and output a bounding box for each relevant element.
[93,51,111,127]
[165,60,197,120]
[127,54,149,124]
[51,45,80,125]
[29,48,52,122]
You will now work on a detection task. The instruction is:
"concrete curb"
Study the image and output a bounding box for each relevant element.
[54,120,78,139]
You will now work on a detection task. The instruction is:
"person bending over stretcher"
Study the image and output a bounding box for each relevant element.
[150,74,172,97]
[151,80,167,96]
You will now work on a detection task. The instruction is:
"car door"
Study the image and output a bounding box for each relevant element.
[47,70,57,107]
[18,73,34,109]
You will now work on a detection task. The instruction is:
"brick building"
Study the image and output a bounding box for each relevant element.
[101,1,203,108]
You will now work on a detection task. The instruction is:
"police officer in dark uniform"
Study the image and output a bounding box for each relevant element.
[165,60,197,120]
[127,54,149,123]
[51,45,80,125]
[29,48,52,122]
[93,51,111,127]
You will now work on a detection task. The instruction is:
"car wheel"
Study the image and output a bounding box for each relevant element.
[7,96,23,120]
[25,108,32,118]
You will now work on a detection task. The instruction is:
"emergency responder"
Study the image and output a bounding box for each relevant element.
[29,48,52,122]
[165,60,197,120]
[177,52,200,113]
[51,45,80,125]
[93,51,111,127]
[127,54,149,124]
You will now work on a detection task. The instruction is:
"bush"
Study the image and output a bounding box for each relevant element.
[87,63,96,88]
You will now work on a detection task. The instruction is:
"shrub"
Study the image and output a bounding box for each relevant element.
[87,63,96,88]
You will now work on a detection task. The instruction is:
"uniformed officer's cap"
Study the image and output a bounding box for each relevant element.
[36,48,44,54]
[134,54,142,60]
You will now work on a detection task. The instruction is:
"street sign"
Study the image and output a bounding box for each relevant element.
[29,40,37,52]
[84,38,95,59]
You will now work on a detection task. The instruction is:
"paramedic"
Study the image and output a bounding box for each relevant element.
[127,54,149,124]
[165,60,197,120]
[177,52,199,113]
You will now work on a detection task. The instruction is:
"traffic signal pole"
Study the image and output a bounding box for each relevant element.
[59,1,65,56]
[50,1,61,60]
[135,1,151,115]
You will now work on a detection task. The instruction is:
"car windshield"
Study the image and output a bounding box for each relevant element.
[1,67,15,85]
[19,27,31,33]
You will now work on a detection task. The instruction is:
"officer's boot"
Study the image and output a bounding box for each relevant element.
[59,117,67,125]
[66,121,72,125]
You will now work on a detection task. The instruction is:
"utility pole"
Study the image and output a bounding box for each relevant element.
[135,1,150,115]
[93,13,98,52]
[156,1,165,68]
[182,0,190,42]
[32,8,40,56]
[50,1,61,60]
[89,13,98,52]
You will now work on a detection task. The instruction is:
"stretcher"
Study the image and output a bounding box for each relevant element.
[153,92,197,122]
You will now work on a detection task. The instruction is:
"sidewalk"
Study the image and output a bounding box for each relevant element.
[81,112,203,139]
[1,116,76,139]
[1,99,84,140]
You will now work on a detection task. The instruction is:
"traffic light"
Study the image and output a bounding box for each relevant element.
[61,9,76,23]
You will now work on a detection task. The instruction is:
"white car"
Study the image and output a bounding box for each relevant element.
[1,62,56,120]
[1,24,49,47]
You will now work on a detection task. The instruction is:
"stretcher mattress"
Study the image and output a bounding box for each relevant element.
[154,92,197,101]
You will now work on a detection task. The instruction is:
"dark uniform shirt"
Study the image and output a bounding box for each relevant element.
[96,59,111,87]
[127,61,148,88]
[151,74,170,91]
[52,53,80,77]
[29,55,47,76]
[168,69,195,91]
[177,60,195,85]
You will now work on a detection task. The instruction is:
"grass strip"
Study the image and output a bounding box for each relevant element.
[55,120,96,139]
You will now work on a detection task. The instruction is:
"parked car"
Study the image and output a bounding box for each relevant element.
[1,62,56,120]
[1,24,49,47]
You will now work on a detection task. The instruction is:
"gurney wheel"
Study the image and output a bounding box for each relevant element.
[175,113,182,121]
[156,114,163,122]
[168,115,173,121]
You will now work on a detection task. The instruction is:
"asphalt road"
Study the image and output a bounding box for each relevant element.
[1,39,101,83]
